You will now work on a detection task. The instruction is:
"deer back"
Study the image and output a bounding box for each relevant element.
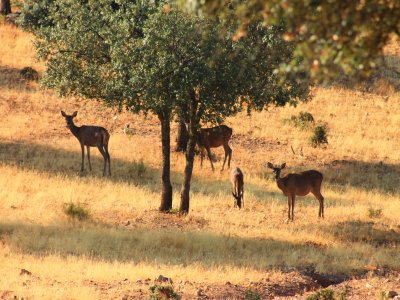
[278,170,323,195]
[77,125,110,147]
[198,125,232,148]
[231,167,244,195]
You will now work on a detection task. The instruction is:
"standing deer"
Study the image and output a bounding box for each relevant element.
[231,167,244,209]
[266,162,324,221]
[197,125,232,171]
[61,111,111,176]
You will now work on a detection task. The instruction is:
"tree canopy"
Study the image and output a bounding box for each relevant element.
[21,0,310,213]
[181,0,400,84]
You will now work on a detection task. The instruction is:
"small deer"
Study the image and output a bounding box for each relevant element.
[231,167,244,209]
[197,125,232,171]
[266,162,324,221]
[61,111,111,176]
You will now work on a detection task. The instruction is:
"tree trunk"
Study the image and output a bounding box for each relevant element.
[159,113,173,212]
[180,92,198,214]
[0,0,11,15]
[175,117,189,152]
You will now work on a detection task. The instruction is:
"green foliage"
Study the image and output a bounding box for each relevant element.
[307,287,350,300]
[286,111,314,130]
[310,125,328,148]
[368,208,383,219]
[18,0,55,31]
[149,284,180,300]
[128,159,147,179]
[63,203,89,221]
[244,290,261,300]
[183,0,400,84]
[20,67,39,81]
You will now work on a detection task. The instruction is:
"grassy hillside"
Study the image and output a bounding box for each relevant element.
[0,23,399,299]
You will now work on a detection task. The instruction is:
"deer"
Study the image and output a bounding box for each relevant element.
[266,162,324,221]
[197,125,232,172]
[231,167,244,209]
[61,111,111,176]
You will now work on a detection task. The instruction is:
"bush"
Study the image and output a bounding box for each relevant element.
[310,124,328,147]
[307,287,349,300]
[20,67,39,81]
[368,208,383,219]
[149,284,180,300]
[128,159,147,179]
[63,203,89,221]
[286,111,315,130]
[244,290,261,300]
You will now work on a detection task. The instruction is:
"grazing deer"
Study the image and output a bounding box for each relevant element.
[231,167,244,209]
[197,125,232,171]
[61,111,111,176]
[266,162,324,221]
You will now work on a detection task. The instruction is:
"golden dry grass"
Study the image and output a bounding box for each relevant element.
[0,24,399,299]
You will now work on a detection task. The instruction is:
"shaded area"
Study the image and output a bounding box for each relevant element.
[0,221,394,275]
[325,220,400,248]
[0,141,279,201]
[0,65,37,91]
[320,159,400,195]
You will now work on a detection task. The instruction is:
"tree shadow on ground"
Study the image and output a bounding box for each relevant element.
[0,65,37,91]
[0,221,382,279]
[321,220,400,248]
[0,141,279,201]
[319,159,400,195]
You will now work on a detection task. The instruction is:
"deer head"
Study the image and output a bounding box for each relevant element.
[61,111,78,129]
[267,162,286,179]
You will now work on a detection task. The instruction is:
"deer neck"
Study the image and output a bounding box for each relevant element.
[68,121,81,139]
[275,175,286,191]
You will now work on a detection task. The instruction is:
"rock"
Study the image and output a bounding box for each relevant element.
[388,291,398,298]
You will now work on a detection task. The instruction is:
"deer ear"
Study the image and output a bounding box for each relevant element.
[72,111,78,117]
[267,162,274,169]
[281,163,286,169]
[61,111,66,117]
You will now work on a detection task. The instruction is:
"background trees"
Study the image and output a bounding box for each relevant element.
[0,0,11,15]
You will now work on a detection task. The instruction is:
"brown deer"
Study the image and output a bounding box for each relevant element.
[61,111,111,176]
[266,162,324,221]
[197,125,232,171]
[231,167,244,209]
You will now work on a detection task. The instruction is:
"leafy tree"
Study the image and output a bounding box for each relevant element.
[135,10,309,213]
[181,0,400,84]
[23,0,309,214]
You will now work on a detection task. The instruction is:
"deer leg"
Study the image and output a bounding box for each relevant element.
[312,191,325,218]
[104,143,111,176]
[221,144,231,171]
[291,195,296,221]
[80,143,85,172]
[227,145,232,168]
[200,148,204,168]
[97,145,107,176]
[205,146,214,171]
[287,195,292,221]
[86,146,92,171]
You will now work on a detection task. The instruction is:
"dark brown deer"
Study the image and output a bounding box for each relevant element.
[61,111,111,176]
[197,125,232,171]
[266,162,324,221]
[231,167,244,209]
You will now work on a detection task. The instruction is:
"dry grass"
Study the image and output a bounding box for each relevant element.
[0,24,399,299]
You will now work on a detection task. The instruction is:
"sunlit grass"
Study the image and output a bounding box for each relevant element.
[0,23,399,299]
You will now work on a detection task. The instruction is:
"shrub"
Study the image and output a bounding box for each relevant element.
[63,203,89,221]
[307,288,335,300]
[368,208,383,219]
[19,67,39,81]
[310,125,328,147]
[244,290,261,300]
[286,111,315,130]
[128,159,147,179]
[149,284,180,300]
